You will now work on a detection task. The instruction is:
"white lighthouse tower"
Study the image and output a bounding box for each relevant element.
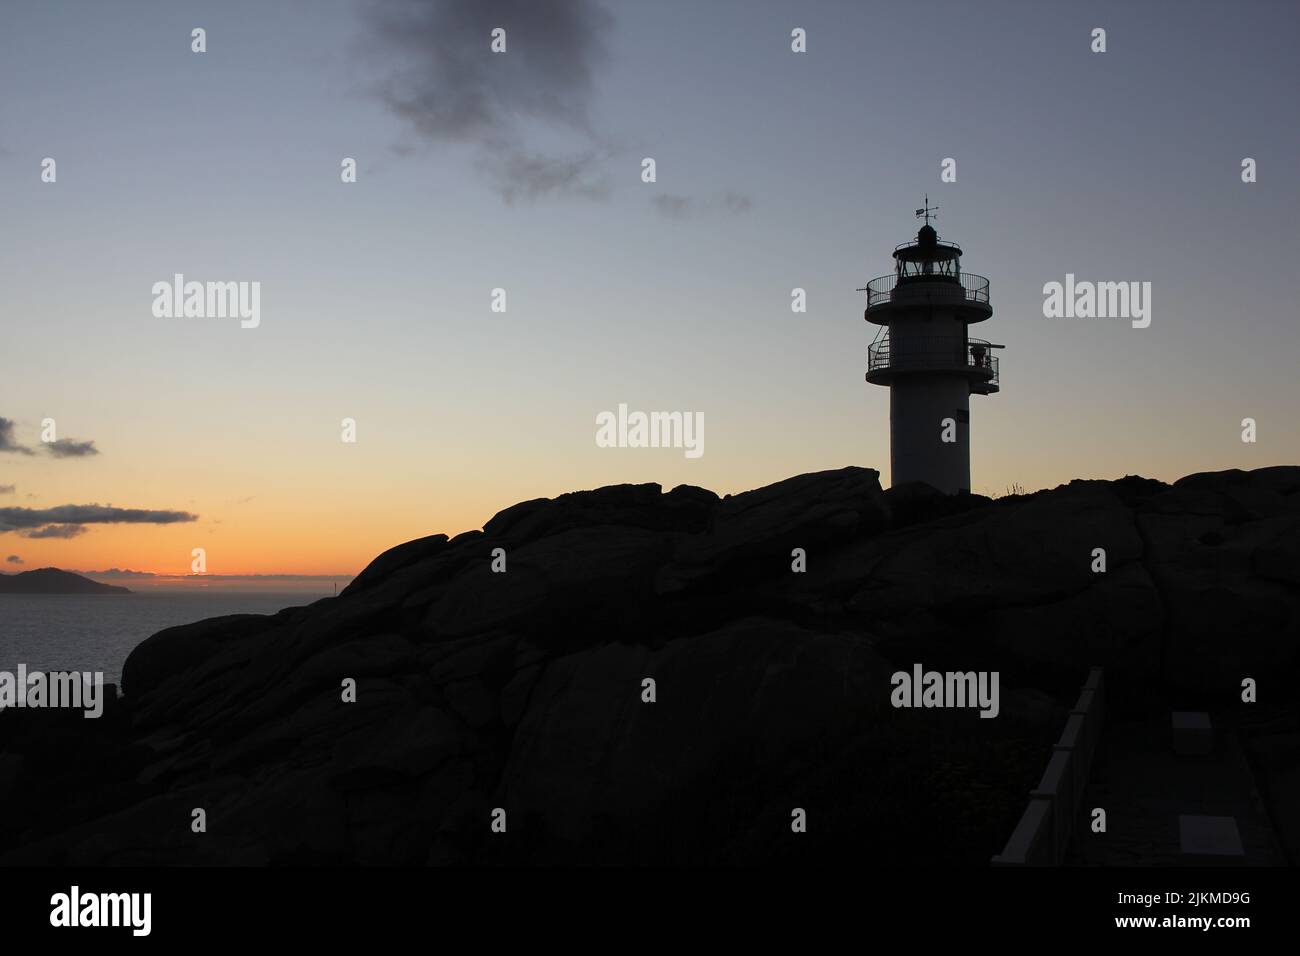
[861,202,1003,494]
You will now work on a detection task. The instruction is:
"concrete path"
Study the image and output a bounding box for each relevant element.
[1071,713,1285,866]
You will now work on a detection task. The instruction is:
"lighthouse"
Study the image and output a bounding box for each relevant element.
[861,202,1003,494]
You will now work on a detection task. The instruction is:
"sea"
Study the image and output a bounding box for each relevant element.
[0,591,326,687]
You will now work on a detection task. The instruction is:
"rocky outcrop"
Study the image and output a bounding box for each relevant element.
[1,466,1297,865]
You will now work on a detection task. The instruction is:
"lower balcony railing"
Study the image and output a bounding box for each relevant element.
[868,337,1000,388]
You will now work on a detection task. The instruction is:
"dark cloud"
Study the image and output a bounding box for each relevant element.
[0,504,198,535]
[22,524,87,539]
[44,438,99,458]
[651,191,755,220]
[0,420,101,458]
[364,0,615,201]
[0,418,34,456]
[0,485,14,494]
[5,554,22,564]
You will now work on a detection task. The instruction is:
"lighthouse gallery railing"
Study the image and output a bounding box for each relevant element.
[868,336,1000,386]
[863,272,990,310]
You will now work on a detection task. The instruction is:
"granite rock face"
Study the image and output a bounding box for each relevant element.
[1,466,1297,865]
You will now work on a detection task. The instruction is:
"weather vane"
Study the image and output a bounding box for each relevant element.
[915,194,939,226]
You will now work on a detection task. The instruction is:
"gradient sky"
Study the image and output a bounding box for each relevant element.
[2,0,1298,578]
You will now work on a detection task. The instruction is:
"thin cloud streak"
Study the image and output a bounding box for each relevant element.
[651,191,755,220]
[0,504,199,535]
[22,524,87,539]
[45,439,99,458]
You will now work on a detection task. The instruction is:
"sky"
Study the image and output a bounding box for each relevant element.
[1,0,1298,581]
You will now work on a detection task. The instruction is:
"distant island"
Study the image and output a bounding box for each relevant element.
[0,567,131,595]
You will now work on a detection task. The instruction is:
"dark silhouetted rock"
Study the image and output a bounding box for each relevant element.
[2,466,1297,865]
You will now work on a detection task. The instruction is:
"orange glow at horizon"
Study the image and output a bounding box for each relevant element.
[7,439,1293,578]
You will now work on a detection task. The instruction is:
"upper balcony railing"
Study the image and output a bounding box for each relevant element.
[863,272,991,310]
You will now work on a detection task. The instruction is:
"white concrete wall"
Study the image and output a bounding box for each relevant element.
[884,283,972,494]
[991,669,1105,866]
[890,374,971,493]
